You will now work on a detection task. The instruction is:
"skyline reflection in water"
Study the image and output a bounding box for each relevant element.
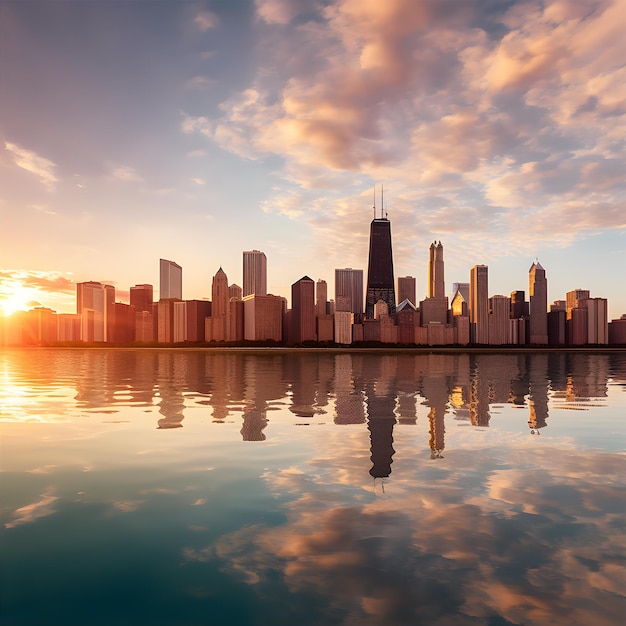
[1,349,625,626]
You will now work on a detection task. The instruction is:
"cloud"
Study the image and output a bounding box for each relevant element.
[194,10,219,31]
[31,204,57,216]
[183,0,625,266]
[4,142,58,189]
[0,269,75,295]
[111,165,143,182]
[255,0,320,25]
[209,439,624,625]
[5,489,58,528]
[185,75,215,89]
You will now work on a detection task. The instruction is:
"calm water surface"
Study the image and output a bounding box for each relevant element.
[1,349,625,626]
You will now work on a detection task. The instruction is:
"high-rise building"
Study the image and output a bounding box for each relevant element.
[566,289,590,319]
[207,267,230,341]
[451,282,469,302]
[489,295,510,345]
[76,281,115,342]
[365,216,395,318]
[243,250,267,297]
[243,294,284,341]
[529,261,548,344]
[335,268,363,315]
[316,279,328,317]
[397,276,416,306]
[291,276,316,343]
[585,298,608,344]
[428,241,445,299]
[470,265,489,344]
[130,284,153,313]
[421,241,448,325]
[159,259,182,300]
[229,284,243,301]
[510,290,528,319]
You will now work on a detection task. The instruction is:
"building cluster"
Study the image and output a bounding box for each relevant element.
[2,218,626,347]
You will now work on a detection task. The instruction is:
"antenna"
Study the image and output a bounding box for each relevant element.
[373,185,376,219]
[381,184,383,219]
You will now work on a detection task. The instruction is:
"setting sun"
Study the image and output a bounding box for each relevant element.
[0,284,33,317]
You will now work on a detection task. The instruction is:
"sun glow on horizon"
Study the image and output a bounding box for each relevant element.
[0,284,34,317]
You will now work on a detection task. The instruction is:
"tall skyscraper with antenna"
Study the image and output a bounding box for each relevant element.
[365,187,396,318]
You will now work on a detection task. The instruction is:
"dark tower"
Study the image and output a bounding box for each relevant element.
[365,213,396,319]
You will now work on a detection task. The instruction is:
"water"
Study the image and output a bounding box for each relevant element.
[1,348,625,626]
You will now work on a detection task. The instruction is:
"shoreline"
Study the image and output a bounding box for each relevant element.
[5,344,625,355]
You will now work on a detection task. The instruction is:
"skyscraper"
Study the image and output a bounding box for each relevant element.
[207,267,230,341]
[335,268,363,315]
[428,241,445,299]
[159,259,182,300]
[397,276,416,306]
[365,216,395,318]
[470,265,489,344]
[77,281,115,342]
[529,261,548,344]
[316,279,328,317]
[421,241,448,325]
[291,276,316,343]
[243,250,267,297]
[566,289,590,318]
[130,284,153,313]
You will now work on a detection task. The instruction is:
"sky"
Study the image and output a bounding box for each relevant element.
[1,0,625,317]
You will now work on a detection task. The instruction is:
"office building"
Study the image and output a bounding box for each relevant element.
[229,284,242,301]
[335,268,363,315]
[608,315,626,344]
[529,261,548,344]
[130,284,153,313]
[334,311,353,345]
[510,290,528,319]
[489,295,510,345]
[585,298,608,344]
[159,259,182,300]
[470,265,489,344]
[76,281,115,342]
[421,242,448,325]
[451,287,468,317]
[566,289,590,318]
[451,282,469,302]
[316,279,328,317]
[243,294,284,341]
[243,250,267,297]
[186,300,212,342]
[365,215,396,318]
[397,276,416,307]
[428,241,445,299]
[157,298,179,343]
[206,267,230,341]
[291,276,316,343]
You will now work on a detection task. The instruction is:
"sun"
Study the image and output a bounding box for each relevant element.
[0,284,32,317]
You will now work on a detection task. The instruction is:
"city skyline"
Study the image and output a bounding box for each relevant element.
[1,0,625,317]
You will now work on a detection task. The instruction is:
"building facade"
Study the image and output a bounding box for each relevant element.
[529,261,548,344]
[470,265,489,344]
[159,259,182,300]
[335,268,364,315]
[365,217,396,318]
[397,276,416,307]
[243,250,267,297]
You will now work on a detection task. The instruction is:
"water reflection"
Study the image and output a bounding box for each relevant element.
[1,349,624,626]
[1,350,625,448]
